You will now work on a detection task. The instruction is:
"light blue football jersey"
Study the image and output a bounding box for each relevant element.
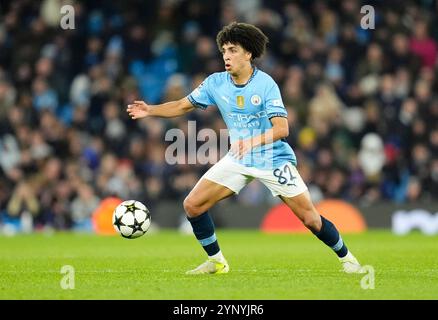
[187,68,297,170]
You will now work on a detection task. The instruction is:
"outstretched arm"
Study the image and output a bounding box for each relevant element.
[127,97,195,119]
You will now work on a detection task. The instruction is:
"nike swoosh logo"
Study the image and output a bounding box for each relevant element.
[221,96,229,103]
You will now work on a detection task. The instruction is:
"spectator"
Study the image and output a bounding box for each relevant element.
[409,20,438,70]
[71,183,100,231]
[308,82,344,135]
[358,133,386,183]
[6,182,40,231]
[1,1,438,233]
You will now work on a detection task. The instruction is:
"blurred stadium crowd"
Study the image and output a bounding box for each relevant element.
[1,0,438,231]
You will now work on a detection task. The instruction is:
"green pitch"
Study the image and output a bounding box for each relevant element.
[0,230,437,299]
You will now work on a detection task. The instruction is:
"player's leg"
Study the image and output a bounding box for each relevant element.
[183,178,235,275]
[279,192,363,273]
[184,155,250,274]
[184,178,235,219]
[256,162,364,273]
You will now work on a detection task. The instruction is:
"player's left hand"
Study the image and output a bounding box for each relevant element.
[230,138,253,159]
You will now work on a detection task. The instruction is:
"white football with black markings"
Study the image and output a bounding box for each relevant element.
[112,200,151,239]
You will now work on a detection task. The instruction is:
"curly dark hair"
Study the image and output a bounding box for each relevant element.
[216,22,269,60]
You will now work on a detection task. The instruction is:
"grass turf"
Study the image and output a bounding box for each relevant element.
[0,230,437,300]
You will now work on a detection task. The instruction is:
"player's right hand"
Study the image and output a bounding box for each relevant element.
[127,100,150,119]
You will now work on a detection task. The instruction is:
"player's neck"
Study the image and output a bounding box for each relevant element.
[231,64,254,85]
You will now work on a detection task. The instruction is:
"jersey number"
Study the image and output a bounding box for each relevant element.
[273,163,297,186]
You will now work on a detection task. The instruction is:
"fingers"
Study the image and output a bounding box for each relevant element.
[129,112,137,120]
[126,103,140,119]
[127,100,147,109]
[232,152,244,159]
[126,106,137,119]
[230,140,251,160]
[236,147,245,159]
[127,102,141,109]
[230,141,245,159]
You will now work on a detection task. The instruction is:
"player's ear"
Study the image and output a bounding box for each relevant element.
[245,50,252,61]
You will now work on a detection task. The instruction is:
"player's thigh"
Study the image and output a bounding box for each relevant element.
[184,155,250,214]
[254,162,321,228]
[186,178,235,209]
[202,154,252,195]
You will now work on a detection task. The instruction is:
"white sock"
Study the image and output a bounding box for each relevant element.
[209,250,226,263]
[339,250,352,260]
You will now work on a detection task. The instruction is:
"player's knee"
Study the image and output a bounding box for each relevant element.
[302,212,321,232]
[183,197,204,217]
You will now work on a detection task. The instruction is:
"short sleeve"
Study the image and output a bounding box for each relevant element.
[265,82,287,119]
[187,75,215,110]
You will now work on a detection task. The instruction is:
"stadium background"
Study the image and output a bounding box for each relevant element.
[1,0,438,235]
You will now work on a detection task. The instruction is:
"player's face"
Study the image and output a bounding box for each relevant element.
[221,43,252,75]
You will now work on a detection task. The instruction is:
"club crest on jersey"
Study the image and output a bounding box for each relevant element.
[236,95,244,108]
[251,95,261,106]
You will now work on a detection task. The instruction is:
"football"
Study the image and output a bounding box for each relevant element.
[112,200,151,239]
